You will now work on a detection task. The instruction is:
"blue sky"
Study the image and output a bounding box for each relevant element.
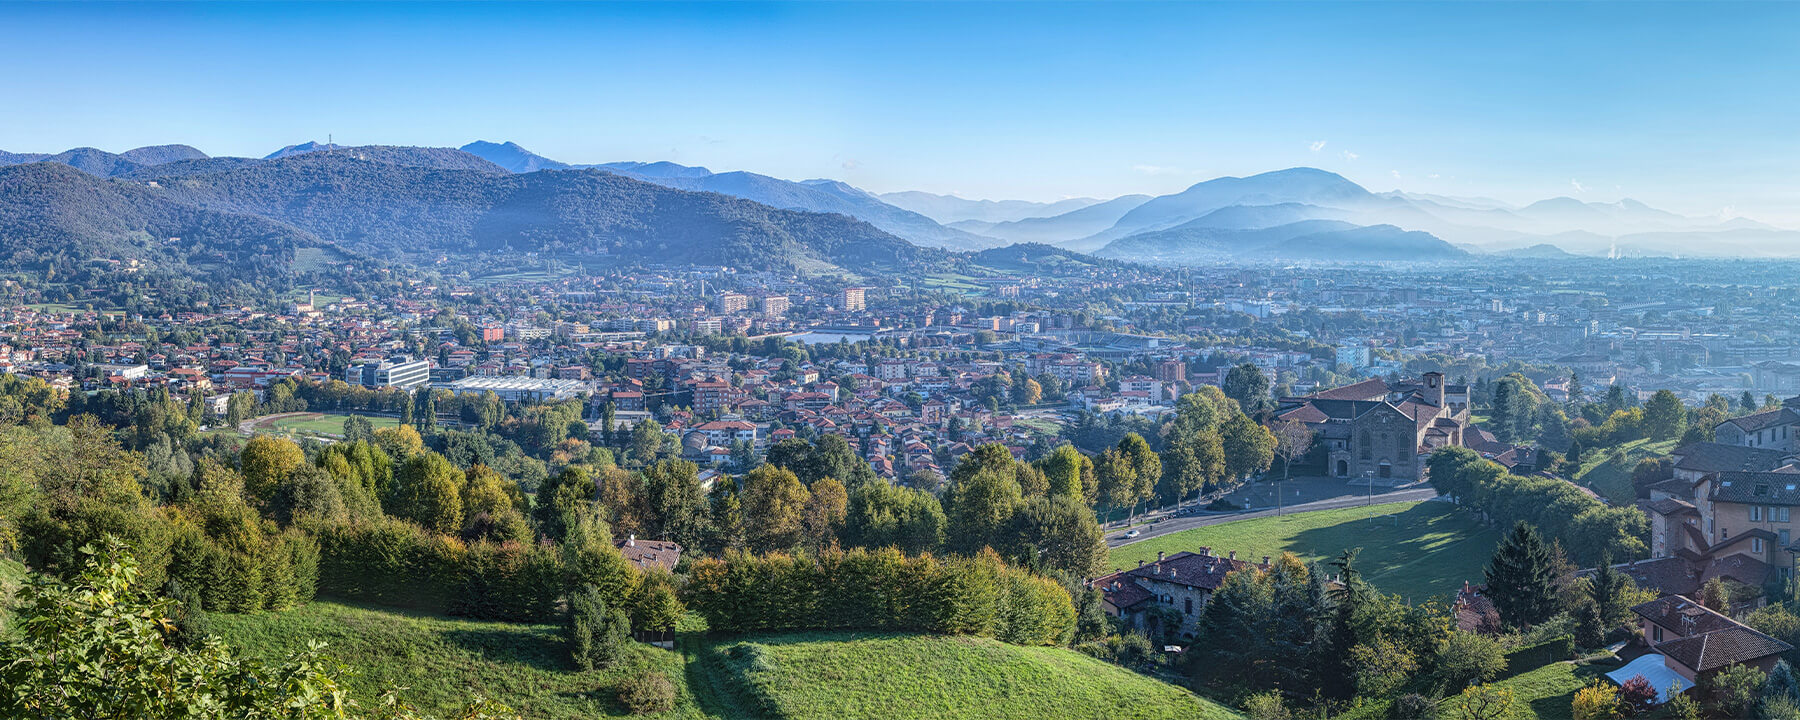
[4,1,1799,222]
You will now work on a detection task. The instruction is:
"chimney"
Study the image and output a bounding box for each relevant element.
[1157,551,1165,562]
[1169,569,1178,579]
[1262,556,1270,565]
[1228,551,1236,561]
[1138,559,1145,568]
[627,534,636,547]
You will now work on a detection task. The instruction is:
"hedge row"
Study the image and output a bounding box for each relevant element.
[1503,635,1576,675]
[1427,446,1648,566]
[18,498,319,613]
[166,525,318,613]
[311,518,563,621]
[683,547,1076,646]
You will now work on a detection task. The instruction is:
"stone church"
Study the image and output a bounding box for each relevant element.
[1275,372,1517,484]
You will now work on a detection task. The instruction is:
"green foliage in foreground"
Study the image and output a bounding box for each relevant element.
[209,599,706,719]
[1110,501,1498,601]
[0,540,519,719]
[0,556,23,624]
[687,631,1240,720]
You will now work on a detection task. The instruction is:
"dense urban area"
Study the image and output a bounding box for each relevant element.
[5,235,1800,719]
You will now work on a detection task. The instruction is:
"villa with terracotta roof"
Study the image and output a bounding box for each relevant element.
[1090,549,1269,640]
[1628,594,1790,685]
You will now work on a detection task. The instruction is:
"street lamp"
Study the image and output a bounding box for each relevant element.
[1364,470,1374,520]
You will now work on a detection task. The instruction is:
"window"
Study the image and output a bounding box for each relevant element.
[1654,626,1664,642]
[1753,506,1763,522]
[1185,597,1193,615]
[1782,507,1792,523]
[1754,538,1765,553]
[1781,529,1790,546]
[1360,430,1371,460]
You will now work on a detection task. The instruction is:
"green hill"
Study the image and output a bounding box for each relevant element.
[0,161,326,279]
[691,631,1238,720]
[208,600,1233,720]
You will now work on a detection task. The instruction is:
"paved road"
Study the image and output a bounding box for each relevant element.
[1105,487,1441,548]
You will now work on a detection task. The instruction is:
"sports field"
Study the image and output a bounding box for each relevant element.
[246,412,400,438]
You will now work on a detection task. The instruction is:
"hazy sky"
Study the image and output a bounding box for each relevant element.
[5,1,1800,222]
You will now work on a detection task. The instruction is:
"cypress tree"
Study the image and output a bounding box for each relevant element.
[1484,521,1559,628]
[1589,554,1625,628]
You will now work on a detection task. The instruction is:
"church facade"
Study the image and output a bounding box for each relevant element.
[1276,372,1516,484]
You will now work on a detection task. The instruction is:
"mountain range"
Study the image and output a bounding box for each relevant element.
[0,145,926,276]
[456,141,1000,250]
[4,139,1798,269]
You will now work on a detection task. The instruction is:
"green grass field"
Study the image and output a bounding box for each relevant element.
[1109,501,1500,601]
[1480,654,1624,720]
[919,273,986,292]
[0,557,25,626]
[208,600,1232,720]
[209,600,708,719]
[689,631,1239,720]
[258,413,400,438]
[1573,438,1675,506]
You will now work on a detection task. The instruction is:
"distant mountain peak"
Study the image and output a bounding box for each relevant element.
[120,144,208,165]
[459,140,570,173]
[265,141,342,160]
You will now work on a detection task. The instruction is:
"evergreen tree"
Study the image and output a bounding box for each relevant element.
[1643,389,1686,441]
[1321,548,1366,698]
[1484,521,1559,628]
[1589,555,1626,628]
[565,583,630,671]
[1575,600,1605,649]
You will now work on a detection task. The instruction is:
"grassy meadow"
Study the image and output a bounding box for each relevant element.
[688,631,1240,720]
[206,600,1234,720]
[1108,501,1499,601]
[209,600,709,719]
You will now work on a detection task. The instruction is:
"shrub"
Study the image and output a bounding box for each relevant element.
[1663,691,1700,720]
[1451,684,1513,720]
[1710,663,1767,719]
[566,583,630,671]
[1390,693,1438,720]
[1616,674,1656,716]
[617,671,676,715]
[1242,691,1291,720]
[1571,681,1621,720]
[1436,631,1507,687]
